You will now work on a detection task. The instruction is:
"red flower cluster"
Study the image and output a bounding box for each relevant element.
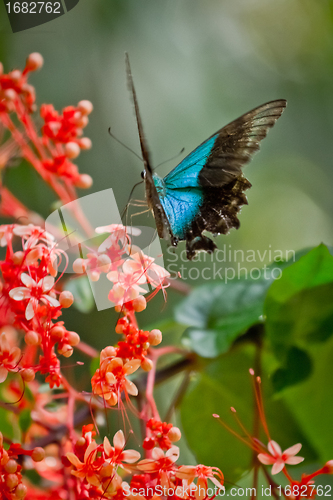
[143,419,181,451]
[0,53,93,213]
[0,223,78,388]
[91,300,162,405]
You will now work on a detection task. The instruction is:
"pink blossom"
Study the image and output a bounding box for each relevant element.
[9,272,60,320]
[258,440,304,475]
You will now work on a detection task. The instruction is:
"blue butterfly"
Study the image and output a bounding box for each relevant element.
[126,55,287,260]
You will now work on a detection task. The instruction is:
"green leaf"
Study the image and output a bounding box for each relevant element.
[265,244,333,357]
[175,278,272,357]
[66,276,95,313]
[272,346,312,392]
[19,409,32,434]
[282,335,333,462]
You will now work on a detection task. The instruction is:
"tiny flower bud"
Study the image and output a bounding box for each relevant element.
[6,473,19,489]
[26,52,44,71]
[102,346,117,358]
[90,270,100,281]
[132,296,147,312]
[67,331,80,346]
[148,329,162,346]
[79,137,92,150]
[0,62,3,75]
[15,483,27,499]
[115,325,123,335]
[4,459,17,474]
[31,447,45,462]
[21,368,35,382]
[10,70,21,82]
[76,174,93,189]
[100,463,114,477]
[78,100,93,115]
[168,426,181,442]
[115,305,122,313]
[141,358,153,372]
[4,89,16,100]
[65,142,81,159]
[97,254,111,272]
[59,291,74,308]
[50,325,65,340]
[73,258,86,273]
[59,344,73,357]
[25,330,39,346]
[12,251,24,265]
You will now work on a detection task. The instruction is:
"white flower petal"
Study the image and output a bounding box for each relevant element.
[271,460,285,475]
[267,440,282,457]
[9,287,31,301]
[113,430,125,450]
[284,443,302,457]
[38,275,55,292]
[41,295,60,308]
[21,273,36,288]
[26,298,38,320]
[285,456,304,465]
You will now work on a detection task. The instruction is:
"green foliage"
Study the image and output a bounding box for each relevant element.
[175,278,271,357]
[176,244,333,482]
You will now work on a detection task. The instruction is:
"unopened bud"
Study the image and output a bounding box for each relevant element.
[132,295,146,312]
[15,483,27,499]
[78,100,93,115]
[25,330,39,346]
[21,368,35,382]
[148,329,162,346]
[4,459,17,474]
[168,426,181,442]
[31,447,45,462]
[59,291,74,308]
[76,174,93,189]
[12,251,24,265]
[67,331,80,346]
[73,258,86,274]
[65,142,80,159]
[50,325,65,340]
[141,358,153,372]
[79,137,92,150]
[26,52,44,71]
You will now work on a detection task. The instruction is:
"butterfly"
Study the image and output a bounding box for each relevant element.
[125,55,287,260]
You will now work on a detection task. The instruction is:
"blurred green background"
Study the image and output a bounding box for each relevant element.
[1,0,333,489]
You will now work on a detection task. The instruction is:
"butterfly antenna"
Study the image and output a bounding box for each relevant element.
[108,127,143,162]
[125,53,153,171]
[154,147,185,171]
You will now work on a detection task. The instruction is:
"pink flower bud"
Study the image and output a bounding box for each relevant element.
[26,52,44,71]
[67,331,80,346]
[15,483,27,499]
[73,258,86,273]
[59,291,74,308]
[24,330,40,346]
[168,426,181,442]
[79,137,92,150]
[78,100,93,115]
[9,70,21,82]
[4,459,17,474]
[141,358,153,372]
[132,296,147,312]
[21,368,35,382]
[65,142,81,159]
[31,447,45,462]
[148,329,162,346]
[76,174,93,189]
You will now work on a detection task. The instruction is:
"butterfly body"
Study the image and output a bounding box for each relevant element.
[125,55,286,260]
